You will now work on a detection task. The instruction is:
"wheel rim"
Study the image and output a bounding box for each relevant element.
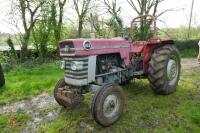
[167,55,179,85]
[103,94,119,118]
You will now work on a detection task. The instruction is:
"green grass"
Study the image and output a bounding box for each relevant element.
[38,68,200,133]
[0,63,63,104]
[1,60,200,132]
[0,112,29,133]
[179,49,198,58]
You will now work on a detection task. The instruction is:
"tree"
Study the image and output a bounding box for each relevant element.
[127,0,165,40]
[188,0,195,39]
[127,0,164,16]
[104,0,123,37]
[32,1,52,59]
[90,13,108,38]
[17,0,44,61]
[51,0,67,46]
[73,0,92,37]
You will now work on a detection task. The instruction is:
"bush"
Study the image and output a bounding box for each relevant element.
[175,40,199,58]
[0,51,60,72]
[0,52,16,72]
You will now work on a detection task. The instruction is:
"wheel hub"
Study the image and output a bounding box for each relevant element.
[103,94,119,118]
[167,59,177,82]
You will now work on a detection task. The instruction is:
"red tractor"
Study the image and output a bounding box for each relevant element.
[54,15,181,126]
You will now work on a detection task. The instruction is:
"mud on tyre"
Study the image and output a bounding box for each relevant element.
[54,78,83,109]
[148,45,181,95]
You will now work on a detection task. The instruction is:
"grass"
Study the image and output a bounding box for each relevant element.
[179,49,198,58]
[0,62,63,104]
[38,66,200,133]
[1,59,200,132]
[0,112,29,133]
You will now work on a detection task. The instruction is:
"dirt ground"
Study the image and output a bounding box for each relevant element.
[182,58,200,70]
[0,58,200,133]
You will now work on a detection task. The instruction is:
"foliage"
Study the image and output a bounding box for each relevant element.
[32,1,52,59]
[73,0,92,37]
[175,40,199,58]
[90,14,109,38]
[104,0,123,37]
[0,52,18,72]
[16,0,44,61]
[127,0,166,41]
[159,26,200,40]
[6,37,17,59]
[51,0,67,47]
[2,0,199,62]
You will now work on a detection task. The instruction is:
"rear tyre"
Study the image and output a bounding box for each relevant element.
[148,45,181,95]
[91,83,125,127]
[0,64,5,88]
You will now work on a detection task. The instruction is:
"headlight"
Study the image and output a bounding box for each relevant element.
[60,61,65,69]
[83,40,92,50]
[71,61,84,70]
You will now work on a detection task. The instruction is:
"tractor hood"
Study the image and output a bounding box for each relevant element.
[59,38,130,57]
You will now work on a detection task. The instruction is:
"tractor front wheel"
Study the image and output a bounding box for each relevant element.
[91,83,125,127]
[148,45,181,95]
[54,78,83,109]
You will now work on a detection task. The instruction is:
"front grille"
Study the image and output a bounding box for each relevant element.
[64,57,88,80]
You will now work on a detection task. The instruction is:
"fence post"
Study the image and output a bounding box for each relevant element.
[198,41,200,63]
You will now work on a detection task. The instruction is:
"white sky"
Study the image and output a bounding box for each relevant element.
[0,0,200,34]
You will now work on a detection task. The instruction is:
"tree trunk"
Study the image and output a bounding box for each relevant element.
[78,19,83,38]
[39,43,48,59]
[21,44,28,62]
[20,35,29,62]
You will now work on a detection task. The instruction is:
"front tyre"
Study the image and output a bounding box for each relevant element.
[148,45,181,95]
[54,78,83,109]
[91,83,125,127]
[54,78,67,107]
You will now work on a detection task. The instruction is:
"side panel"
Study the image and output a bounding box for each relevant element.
[88,56,97,83]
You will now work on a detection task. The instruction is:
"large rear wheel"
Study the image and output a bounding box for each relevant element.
[0,64,5,88]
[148,45,181,95]
[91,83,125,127]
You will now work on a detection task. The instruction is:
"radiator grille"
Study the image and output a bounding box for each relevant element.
[64,57,88,80]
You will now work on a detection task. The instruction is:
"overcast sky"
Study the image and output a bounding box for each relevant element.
[0,0,200,34]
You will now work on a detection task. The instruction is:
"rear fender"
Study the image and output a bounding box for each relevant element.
[143,39,174,72]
